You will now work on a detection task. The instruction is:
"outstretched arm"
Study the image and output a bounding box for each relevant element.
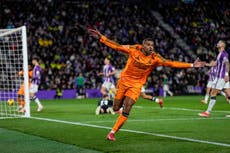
[205,60,216,67]
[157,56,205,68]
[88,29,129,54]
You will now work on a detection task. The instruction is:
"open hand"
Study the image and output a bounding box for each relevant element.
[88,28,103,39]
[193,58,206,67]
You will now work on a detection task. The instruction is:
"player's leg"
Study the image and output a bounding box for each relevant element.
[201,87,211,104]
[199,88,219,117]
[107,85,140,141]
[110,85,116,99]
[140,92,163,107]
[223,81,230,103]
[95,106,101,115]
[107,107,115,115]
[30,84,43,112]
[201,81,213,104]
[100,86,108,96]
[167,89,173,96]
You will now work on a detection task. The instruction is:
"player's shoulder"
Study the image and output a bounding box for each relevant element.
[152,52,164,59]
[129,44,142,50]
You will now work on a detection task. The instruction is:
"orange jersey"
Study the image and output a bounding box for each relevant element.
[100,36,192,88]
[17,70,33,95]
[18,70,33,78]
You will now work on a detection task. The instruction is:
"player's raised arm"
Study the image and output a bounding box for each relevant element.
[88,28,129,54]
[205,60,217,67]
[157,55,205,68]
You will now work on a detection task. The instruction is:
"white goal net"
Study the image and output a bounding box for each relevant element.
[0,26,30,118]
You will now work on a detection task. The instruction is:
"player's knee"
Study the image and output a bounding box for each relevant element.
[122,111,129,117]
[113,105,120,111]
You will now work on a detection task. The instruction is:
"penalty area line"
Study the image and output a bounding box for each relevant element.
[30,116,230,147]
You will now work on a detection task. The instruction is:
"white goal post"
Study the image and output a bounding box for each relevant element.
[0,26,30,118]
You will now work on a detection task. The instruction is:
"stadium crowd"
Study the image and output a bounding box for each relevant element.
[0,0,229,95]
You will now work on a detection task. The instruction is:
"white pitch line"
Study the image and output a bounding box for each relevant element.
[151,107,230,113]
[30,116,230,147]
[83,117,229,123]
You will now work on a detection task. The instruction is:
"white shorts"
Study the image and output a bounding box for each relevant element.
[29,84,38,94]
[207,81,213,88]
[102,81,115,91]
[212,78,230,90]
[141,86,145,93]
[163,84,169,91]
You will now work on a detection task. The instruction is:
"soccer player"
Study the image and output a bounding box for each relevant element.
[140,86,163,107]
[17,64,33,112]
[88,28,205,141]
[199,40,230,117]
[98,57,116,99]
[30,57,43,112]
[201,61,227,104]
[95,94,115,115]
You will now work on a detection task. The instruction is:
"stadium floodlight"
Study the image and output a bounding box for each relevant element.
[0,26,30,118]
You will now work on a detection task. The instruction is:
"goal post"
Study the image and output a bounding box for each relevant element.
[0,26,30,118]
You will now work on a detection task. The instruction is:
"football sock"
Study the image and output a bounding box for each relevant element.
[31,96,42,107]
[111,112,128,133]
[204,94,209,103]
[220,91,226,97]
[207,97,216,113]
[152,97,159,103]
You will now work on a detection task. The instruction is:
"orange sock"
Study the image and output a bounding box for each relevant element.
[21,100,25,107]
[112,113,128,133]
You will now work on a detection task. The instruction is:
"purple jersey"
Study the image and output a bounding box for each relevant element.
[103,64,115,83]
[208,66,216,81]
[215,50,229,79]
[32,65,42,85]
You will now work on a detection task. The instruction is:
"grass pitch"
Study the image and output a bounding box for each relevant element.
[0,96,230,153]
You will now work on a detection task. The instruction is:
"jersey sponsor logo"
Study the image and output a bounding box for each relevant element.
[133,60,150,70]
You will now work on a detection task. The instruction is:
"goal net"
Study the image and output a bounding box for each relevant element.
[0,26,30,118]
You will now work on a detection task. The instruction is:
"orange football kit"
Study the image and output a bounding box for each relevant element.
[100,36,193,136]
[100,36,192,102]
[17,70,33,107]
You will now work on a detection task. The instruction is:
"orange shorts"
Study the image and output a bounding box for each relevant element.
[17,82,31,95]
[17,83,25,95]
[115,80,141,102]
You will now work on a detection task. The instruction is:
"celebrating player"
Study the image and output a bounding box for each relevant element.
[98,57,116,99]
[199,40,230,117]
[88,28,205,141]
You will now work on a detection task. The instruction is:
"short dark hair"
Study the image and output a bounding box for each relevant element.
[32,56,39,61]
[143,38,154,44]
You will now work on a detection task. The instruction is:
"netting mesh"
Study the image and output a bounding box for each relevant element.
[0,27,27,118]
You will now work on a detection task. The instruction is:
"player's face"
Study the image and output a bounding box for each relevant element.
[142,41,154,55]
[216,41,225,50]
[28,65,32,70]
[104,58,110,65]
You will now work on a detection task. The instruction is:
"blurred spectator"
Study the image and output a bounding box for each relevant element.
[1,0,228,95]
[54,84,63,99]
[76,73,85,98]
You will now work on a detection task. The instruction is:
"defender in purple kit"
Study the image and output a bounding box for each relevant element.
[30,57,44,112]
[199,40,230,117]
[98,57,116,99]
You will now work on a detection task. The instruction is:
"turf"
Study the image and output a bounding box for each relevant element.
[0,128,100,153]
[0,96,230,153]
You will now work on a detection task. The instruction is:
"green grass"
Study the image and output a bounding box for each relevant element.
[1,96,230,153]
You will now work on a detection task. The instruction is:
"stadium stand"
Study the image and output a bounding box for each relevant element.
[1,0,229,95]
